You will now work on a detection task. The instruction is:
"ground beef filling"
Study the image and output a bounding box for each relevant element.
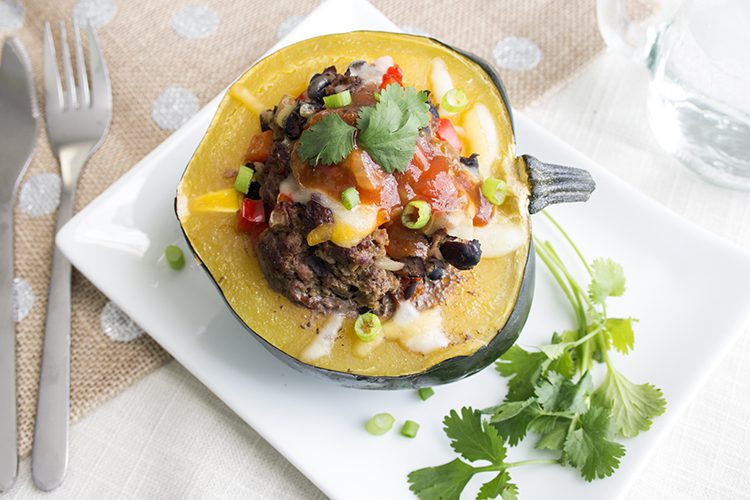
[251,63,476,318]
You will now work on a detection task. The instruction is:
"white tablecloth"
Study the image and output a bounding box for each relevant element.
[9,52,750,500]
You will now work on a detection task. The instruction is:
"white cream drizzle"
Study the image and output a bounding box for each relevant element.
[300,313,344,362]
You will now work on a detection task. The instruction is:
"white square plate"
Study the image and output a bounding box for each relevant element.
[57,0,750,498]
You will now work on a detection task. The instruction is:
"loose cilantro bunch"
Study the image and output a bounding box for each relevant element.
[297,84,431,173]
[408,212,666,499]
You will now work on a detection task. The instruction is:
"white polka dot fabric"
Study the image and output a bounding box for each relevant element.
[73,0,117,28]
[151,87,199,130]
[17,173,62,217]
[493,37,542,71]
[170,5,219,39]
[12,277,34,323]
[100,301,144,342]
[0,0,23,30]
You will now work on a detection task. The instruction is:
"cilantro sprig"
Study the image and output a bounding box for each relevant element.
[297,84,430,173]
[408,212,666,499]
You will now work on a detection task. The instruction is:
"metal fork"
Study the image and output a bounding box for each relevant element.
[32,20,111,491]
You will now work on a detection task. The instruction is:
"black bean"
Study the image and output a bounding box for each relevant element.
[305,255,330,277]
[460,154,480,169]
[426,259,445,280]
[307,73,333,102]
[403,280,419,300]
[283,105,306,140]
[440,239,482,270]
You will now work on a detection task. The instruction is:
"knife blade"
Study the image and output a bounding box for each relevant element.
[0,36,38,494]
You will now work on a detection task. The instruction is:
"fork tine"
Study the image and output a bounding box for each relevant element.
[43,22,63,112]
[58,21,77,109]
[86,22,111,109]
[73,20,90,108]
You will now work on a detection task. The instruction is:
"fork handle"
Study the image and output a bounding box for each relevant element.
[0,196,17,493]
[31,186,74,492]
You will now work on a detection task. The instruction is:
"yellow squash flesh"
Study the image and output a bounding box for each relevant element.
[177,32,530,378]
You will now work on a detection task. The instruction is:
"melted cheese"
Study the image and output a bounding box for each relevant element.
[462,103,500,179]
[280,176,380,248]
[300,314,344,362]
[429,57,454,102]
[384,302,449,353]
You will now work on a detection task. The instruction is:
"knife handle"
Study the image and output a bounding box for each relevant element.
[31,186,74,492]
[0,197,18,493]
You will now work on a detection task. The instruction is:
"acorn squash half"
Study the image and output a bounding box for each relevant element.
[176,32,594,389]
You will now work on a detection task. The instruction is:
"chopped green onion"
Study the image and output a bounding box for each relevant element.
[481,177,508,206]
[165,245,185,270]
[233,165,255,194]
[355,312,381,342]
[323,90,352,108]
[401,200,431,229]
[418,387,434,401]
[365,413,395,436]
[441,88,469,113]
[341,186,360,210]
[401,420,420,438]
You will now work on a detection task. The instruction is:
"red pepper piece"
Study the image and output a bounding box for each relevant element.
[236,198,266,232]
[435,118,462,152]
[379,64,404,90]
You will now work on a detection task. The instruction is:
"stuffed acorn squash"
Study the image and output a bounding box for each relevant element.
[176,32,595,388]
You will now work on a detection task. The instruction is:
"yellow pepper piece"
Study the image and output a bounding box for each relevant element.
[189,188,242,213]
[307,223,334,246]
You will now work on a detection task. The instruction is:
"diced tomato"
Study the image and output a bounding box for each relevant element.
[236,198,266,232]
[435,118,462,152]
[379,64,404,90]
[386,64,403,80]
[245,130,273,163]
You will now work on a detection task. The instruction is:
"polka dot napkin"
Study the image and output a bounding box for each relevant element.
[2,0,652,458]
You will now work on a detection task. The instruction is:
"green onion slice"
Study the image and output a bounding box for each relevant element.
[323,90,352,108]
[441,88,469,113]
[418,387,434,401]
[401,200,431,229]
[341,186,360,210]
[165,245,185,270]
[481,177,508,206]
[233,165,255,194]
[354,312,382,342]
[401,420,420,438]
[365,413,395,436]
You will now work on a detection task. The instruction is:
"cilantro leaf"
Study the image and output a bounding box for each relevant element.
[407,458,475,500]
[483,399,533,423]
[297,113,356,166]
[477,471,518,500]
[496,346,547,401]
[588,258,626,304]
[528,415,569,451]
[379,84,431,128]
[605,318,636,354]
[490,405,537,446]
[592,367,666,438]
[564,406,626,481]
[534,371,592,414]
[357,100,421,173]
[444,407,506,464]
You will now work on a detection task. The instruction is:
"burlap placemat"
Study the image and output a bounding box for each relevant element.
[2,0,651,458]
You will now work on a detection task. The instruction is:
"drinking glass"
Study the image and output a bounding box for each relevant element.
[597,0,750,190]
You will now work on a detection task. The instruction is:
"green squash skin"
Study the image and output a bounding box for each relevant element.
[175,35,537,389]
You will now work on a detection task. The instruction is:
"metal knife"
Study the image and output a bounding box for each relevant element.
[0,37,39,493]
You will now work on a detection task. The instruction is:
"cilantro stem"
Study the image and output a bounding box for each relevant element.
[533,240,578,314]
[542,211,591,276]
[505,458,561,468]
